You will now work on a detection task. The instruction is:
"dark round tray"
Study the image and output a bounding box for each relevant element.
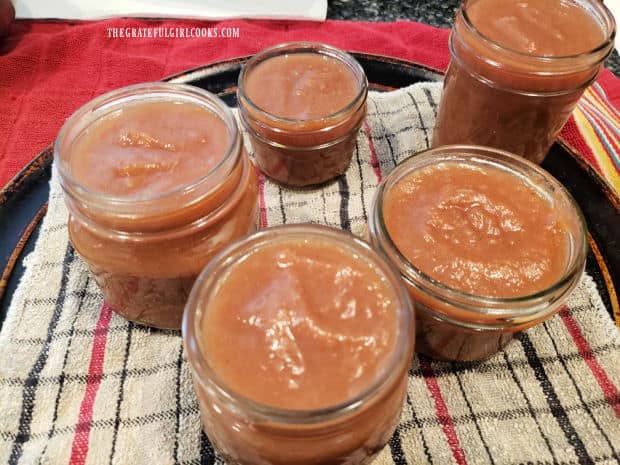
[1,54,618,330]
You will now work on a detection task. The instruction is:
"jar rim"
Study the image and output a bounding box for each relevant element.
[182,224,414,424]
[62,150,253,239]
[237,42,368,127]
[369,145,588,317]
[459,0,616,65]
[54,82,242,207]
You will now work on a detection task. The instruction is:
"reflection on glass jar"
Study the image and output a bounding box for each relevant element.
[183,225,414,464]
[238,42,368,187]
[55,83,259,329]
[432,0,615,164]
[369,145,587,361]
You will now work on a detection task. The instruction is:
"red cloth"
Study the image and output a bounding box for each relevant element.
[0,18,450,187]
[0,18,618,188]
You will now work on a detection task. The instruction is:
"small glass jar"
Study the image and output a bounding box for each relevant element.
[432,0,616,164]
[237,42,368,187]
[183,225,414,465]
[55,83,259,329]
[368,145,587,361]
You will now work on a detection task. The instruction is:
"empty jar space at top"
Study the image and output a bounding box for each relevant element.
[432,0,616,164]
[237,42,368,187]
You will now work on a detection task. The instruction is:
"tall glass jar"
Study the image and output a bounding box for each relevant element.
[183,225,414,465]
[368,145,587,361]
[237,42,368,186]
[55,83,259,329]
[432,0,616,164]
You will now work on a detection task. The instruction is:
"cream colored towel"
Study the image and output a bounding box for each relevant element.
[1,82,618,465]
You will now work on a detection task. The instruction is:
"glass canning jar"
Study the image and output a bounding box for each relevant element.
[183,225,414,465]
[237,42,368,187]
[368,145,587,361]
[55,83,259,329]
[432,0,615,164]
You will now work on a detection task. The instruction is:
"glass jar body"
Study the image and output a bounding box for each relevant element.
[183,225,414,464]
[66,151,258,329]
[192,365,408,465]
[432,0,615,164]
[55,83,259,329]
[368,145,587,361]
[238,42,368,186]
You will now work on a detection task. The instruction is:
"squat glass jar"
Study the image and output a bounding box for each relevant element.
[55,83,259,329]
[238,42,368,186]
[183,225,414,464]
[368,145,587,361]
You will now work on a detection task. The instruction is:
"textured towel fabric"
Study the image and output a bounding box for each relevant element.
[1,83,619,465]
[1,18,620,196]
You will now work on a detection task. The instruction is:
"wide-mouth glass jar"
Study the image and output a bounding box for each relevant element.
[183,224,414,465]
[55,83,259,329]
[432,0,616,164]
[369,145,587,361]
[237,42,368,187]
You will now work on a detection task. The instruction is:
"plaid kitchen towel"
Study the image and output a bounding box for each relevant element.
[0,82,619,465]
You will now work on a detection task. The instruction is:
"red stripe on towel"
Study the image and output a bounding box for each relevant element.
[559,307,620,418]
[364,120,383,182]
[420,358,469,465]
[69,303,113,465]
[257,170,268,228]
